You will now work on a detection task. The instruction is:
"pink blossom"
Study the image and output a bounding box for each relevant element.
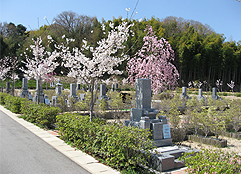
[127,25,179,93]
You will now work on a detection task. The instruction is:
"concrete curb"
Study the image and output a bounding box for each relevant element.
[0,105,120,174]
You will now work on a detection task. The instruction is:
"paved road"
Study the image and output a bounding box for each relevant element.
[0,110,91,174]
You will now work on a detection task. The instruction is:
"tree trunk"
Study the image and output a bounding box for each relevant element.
[89,80,94,122]
[1,79,3,92]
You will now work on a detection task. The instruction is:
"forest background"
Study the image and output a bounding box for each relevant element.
[1,11,240,91]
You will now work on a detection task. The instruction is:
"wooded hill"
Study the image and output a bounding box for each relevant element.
[1,11,240,90]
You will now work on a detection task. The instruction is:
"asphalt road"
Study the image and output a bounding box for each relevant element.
[0,110,91,174]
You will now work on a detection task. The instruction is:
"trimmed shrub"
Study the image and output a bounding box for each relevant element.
[20,100,61,128]
[56,113,154,171]
[5,94,26,114]
[0,92,8,105]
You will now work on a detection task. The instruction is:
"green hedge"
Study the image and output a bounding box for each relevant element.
[20,100,61,128]
[0,92,8,105]
[0,92,61,129]
[56,113,154,171]
[4,94,25,114]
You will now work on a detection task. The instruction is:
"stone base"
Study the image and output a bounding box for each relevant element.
[20,90,29,98]
[149,146,199,172]
[154,138,172,147]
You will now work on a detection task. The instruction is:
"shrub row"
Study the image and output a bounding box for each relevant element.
[56,113,154,171]
[0,92,61,129]
[180,149,241,174]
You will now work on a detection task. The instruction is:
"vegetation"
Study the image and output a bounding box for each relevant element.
[180,149,241,174]
[1,13,240,90]
[56,113,154,171]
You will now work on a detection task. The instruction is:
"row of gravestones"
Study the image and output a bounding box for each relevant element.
[52,82,112,107]
[17,78,119,106]
[181,86,222,101]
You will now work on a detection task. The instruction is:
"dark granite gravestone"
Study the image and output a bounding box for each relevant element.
[20,78,29,98]
[125,78,172,147]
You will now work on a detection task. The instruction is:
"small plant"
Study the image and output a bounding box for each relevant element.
[180,149,241,173]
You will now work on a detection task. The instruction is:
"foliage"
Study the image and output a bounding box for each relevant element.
[4,94,25,114]
[20,99,61,128]
[2,15,241,91]
[56,113,154,171]
[166,95,182,129]
[0,92,8,105]
[225,99,241,132]
[180,149,241,174]
[0,92,61,128]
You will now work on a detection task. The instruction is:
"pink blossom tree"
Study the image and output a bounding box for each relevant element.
[57,21,133,121]
[0,57,11,92]
[21,36,59,103]
[127,25,179,94]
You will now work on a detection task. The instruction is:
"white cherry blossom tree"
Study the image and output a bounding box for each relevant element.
[21,36,59,103]
[0,57,10,92]
[57,21,133,121]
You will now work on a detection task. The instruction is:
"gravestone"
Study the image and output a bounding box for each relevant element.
[181,87,191,99]
[197,88,206,101]
[52,96,58,107]
[55,80,63,96]
[68,83,78,105]
[212,87,222,100]
[125,78,172,147]
[20,78,29,98]
[6,82,11,93]
[33,79,45,103]
[99,84,108,100]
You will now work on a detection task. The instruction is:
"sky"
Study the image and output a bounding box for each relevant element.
[1,0,241,42]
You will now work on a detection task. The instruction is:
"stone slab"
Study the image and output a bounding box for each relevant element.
[154,138,172,147]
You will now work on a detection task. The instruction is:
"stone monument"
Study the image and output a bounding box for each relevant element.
[6,82,11,93]
[125,78,172,147]
[33,79,45,103]
[197,88,206,101]
[55,80,63,96]
[68,83,78,103]
[212,87,222,100]
[181,87,191,99]
[20,78,29,98]
[98,84,108,100]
